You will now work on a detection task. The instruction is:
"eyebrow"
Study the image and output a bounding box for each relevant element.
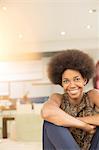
[73,76,80,78]
[63,76,80,79]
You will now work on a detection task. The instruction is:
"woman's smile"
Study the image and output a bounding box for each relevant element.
[62,69,86,103]
[67,88,80,95]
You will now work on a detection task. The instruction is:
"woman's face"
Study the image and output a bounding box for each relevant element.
[62,69,87,104]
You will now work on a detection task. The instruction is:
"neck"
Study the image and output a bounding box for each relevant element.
[68,93,83,105]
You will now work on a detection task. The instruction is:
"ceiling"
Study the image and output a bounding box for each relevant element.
[0,0,99,56]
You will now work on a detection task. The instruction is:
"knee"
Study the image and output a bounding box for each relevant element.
[43,121,56,128]
[43,120,68,132]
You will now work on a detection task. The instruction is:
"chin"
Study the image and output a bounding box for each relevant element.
[68,93,81,100]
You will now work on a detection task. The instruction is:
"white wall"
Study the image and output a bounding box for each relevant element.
[10,81,52,98]
[0,51,98,98]
[0,60,43,81]
[0,82,10,96]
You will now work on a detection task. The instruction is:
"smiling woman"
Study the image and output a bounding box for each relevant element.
[41,49,99,150]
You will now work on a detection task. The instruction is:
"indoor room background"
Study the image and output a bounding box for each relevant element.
[0,0,99,150]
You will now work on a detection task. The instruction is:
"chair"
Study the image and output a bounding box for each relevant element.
[10,104,43,142]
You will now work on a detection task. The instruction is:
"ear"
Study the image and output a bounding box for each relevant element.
[84,79,87,85]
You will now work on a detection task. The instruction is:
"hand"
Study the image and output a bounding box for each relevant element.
[83,123,96,134]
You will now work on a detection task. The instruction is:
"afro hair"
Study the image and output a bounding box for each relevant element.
[47,49,95,86]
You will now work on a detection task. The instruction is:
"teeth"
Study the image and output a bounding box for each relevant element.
[69,89,79,94]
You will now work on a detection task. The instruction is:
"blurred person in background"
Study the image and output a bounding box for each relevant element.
[93,61,99,89]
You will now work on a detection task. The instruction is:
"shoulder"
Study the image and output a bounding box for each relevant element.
[50,93,63,99]
[88,89,99,99]
[87,89,99,107]
[49,93,63,106]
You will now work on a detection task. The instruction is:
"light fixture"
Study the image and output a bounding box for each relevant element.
[60,31,66,35]
[2,6,7,11]
[18,33,23,39]
[88,9,96,13]
[87,25,91,29]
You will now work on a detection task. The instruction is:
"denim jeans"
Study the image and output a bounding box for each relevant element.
[43,121,99,150]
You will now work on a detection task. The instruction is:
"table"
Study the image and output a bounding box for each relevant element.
[2,116,15,138]
[0,105,16,111]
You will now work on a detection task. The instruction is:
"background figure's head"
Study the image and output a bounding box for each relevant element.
[48,49,95,86]
[95,61,99,76]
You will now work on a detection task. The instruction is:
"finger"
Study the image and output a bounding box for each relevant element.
[90,129,96,134]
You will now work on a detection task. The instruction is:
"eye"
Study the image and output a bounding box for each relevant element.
[62,79,70,84]
[74,77,81,82]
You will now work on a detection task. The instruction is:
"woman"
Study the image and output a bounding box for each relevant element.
[41,49,99,150]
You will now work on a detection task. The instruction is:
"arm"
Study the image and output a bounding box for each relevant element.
[41,93,95,132]
[77,89,99,126]
[77,114,99,126]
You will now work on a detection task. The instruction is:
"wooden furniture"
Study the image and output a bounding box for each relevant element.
[0,105,16,111]
[2,116,15,138]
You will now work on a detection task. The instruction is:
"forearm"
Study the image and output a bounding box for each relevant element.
[77,114,99,126]
[41,104,88,130]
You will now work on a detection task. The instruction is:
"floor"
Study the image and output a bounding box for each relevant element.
[0,139,42,150]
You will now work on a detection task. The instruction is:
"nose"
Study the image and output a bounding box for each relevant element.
[69,80,76,87]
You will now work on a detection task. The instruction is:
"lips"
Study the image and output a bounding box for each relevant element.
[68,89,80,95]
